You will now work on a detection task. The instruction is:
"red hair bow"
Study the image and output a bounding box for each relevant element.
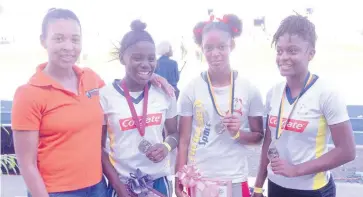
[217,15,228,24]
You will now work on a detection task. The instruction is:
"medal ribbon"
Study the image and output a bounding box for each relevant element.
[206,71,235,117]
[121,80,149,137]
[275,72,313,140]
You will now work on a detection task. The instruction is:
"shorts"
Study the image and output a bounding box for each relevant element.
[27,178,107,197]
[268,176,336,197]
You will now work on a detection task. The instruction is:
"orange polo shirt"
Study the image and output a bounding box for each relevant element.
[11,63,105,192]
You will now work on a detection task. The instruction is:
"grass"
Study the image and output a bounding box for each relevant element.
[1,126,19,175]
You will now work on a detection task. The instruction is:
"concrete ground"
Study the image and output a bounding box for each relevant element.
[1,175,362,197]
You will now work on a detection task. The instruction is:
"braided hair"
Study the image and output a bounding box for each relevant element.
[193,14,243,46]
[272,15,317,48]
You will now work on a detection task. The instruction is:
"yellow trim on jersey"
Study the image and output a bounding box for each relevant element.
[106,122,117,166]
[313,116,328,189]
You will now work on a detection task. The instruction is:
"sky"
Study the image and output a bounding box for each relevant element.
[0,0,362,104]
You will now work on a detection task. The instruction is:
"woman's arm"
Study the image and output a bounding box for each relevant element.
[151,74,175,97]
[253,120,271,188]
[175,116,193,196]
[174,82,194,197]
[295,88,356,176]
[236,85,265,144]
[13,131,49,197]
[295,121,355,176]
[101,126,130,196]
[238,116,264,144]
[11,86,49,197]
[164,116,179,150]
[163,96,179,150]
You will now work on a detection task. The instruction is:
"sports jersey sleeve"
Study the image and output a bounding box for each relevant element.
[248,85,264,116]
[11,85,42,131]
[265,88,273,115]
[320,88,350,126]
[166,96,177,119]
[99,87,110,126]
[177,81,194,117]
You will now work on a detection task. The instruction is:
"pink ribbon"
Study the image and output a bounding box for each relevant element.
[176,165,219,197]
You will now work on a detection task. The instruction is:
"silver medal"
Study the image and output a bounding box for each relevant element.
[215,121,226,134]
[267,143,280,160]
[138,139,152,154]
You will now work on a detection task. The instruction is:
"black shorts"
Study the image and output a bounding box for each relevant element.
[268,176,336,197]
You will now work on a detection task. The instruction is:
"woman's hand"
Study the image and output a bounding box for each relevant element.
[146,143,169,163]
[175,180,189,197]
[222,112,242,137]
[150,74,175,97]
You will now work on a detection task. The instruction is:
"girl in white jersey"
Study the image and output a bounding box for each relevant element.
[175,14,265,197]
[100,20,179,197]
[252,15,356,197]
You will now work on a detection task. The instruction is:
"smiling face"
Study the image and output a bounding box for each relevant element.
[122,41,156,87]
[275,33,315,77]
[202,29,234,73]
[41,18,82,69]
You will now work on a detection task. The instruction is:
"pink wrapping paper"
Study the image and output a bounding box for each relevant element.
[176,165,232,197]
[189,179,232,197]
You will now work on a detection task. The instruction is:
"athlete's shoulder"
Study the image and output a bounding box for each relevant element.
[313,76,343,99]
[183,74,205,89]
[99,80,117,96]
[234,75,256,88]
[149,84,176,106]
[79,67,105,88]
[269,81,285,93]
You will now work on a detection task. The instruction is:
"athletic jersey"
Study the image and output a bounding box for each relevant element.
[266,76,350,190]
[178,72,264,183]
[100,80,177,183]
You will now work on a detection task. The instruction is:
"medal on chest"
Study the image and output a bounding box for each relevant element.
[121,80,152,154]
[206,71,235,134]
[268,73,313,160]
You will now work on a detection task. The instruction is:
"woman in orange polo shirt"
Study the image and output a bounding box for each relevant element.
[11,8,173,197]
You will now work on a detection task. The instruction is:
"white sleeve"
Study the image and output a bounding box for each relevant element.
[265,88,273,115]
[99,88,108,126]
[248,85,264,116]
[177,81,194,117]
[166,96,177,119]
[320,88,350,126]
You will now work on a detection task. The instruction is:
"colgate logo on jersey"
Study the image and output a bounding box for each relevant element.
[119,113,162,131]
[268,116,309,133]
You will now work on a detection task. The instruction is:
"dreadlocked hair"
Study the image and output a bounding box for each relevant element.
[272,14,317,48]
[193,14,243,46]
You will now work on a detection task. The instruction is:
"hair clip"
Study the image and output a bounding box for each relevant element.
[217,15,228,24]
[209,15,215,22]
[194,28,203,34]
